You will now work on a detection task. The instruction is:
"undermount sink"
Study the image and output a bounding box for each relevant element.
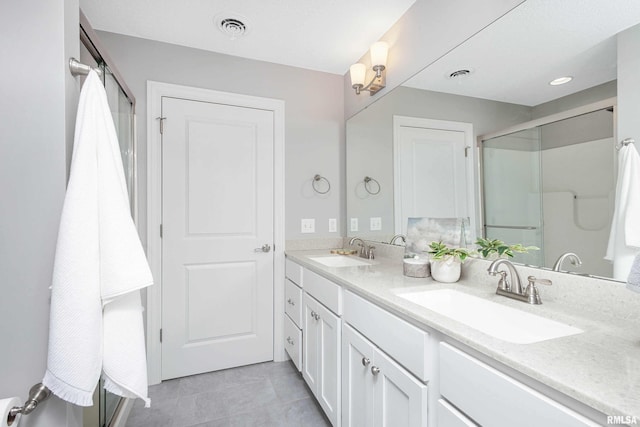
[308,255,372,268]
[396,289,583,344]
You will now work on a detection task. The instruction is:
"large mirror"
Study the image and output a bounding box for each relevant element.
[346,0,640,280]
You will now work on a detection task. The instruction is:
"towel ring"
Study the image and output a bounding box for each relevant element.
[364,176,381,195]
[616,138,635,150]
[312,174,331,194]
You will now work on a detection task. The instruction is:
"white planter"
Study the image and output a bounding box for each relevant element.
[430,258,462,283]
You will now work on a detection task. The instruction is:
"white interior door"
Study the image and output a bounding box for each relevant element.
[161,96,274,380]
[393,117,475,235]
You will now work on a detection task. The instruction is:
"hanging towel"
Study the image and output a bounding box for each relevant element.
[605,142,640,280]
[43,70,153,407]
[628,253,640,293]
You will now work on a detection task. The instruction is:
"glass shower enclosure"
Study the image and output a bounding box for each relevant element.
[481,106,615,278]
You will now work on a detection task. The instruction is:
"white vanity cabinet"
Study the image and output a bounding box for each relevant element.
[342,324,428,427]
[284,259,303,371]
[342,291,429,427]
[303,292,341,426]
[439,342,601,427]
[286,258,342,426]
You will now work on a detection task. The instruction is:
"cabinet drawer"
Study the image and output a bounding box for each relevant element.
[284,314,302,372]
[437,399,477,427]
[304,268,342,315]
[343,290,429,382]
[285,258,303,286]
[285,279,302,327]
[439,343,600,427]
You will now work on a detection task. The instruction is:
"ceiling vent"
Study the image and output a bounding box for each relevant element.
[215,13,250,40]
[448,69,472,79]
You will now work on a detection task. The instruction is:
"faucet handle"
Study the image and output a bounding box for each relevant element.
[367,246,375,260]
[526,276,552,305]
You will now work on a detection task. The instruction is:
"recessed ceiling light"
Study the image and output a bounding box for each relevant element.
[549,76,573,86]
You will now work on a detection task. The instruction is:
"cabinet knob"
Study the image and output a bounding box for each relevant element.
[371,366,380,376]
[287,298,295,306]
[361,357,371,367]
[286,336,294,345]
[314,313,320,320]
[310,310,316,318]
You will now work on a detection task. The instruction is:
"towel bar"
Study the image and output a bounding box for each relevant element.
[616,138,635,150]
[69,57,103,78]
[8,383,51,422]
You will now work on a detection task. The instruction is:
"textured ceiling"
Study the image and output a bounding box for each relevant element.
[404,0,640,106]
[80,0,416,75]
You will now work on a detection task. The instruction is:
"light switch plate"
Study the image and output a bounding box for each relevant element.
[350,218,359,232]
[301,218,315,233]
[370,217,382,231]
[328,218,337,233]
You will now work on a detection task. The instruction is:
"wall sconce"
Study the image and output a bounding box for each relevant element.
[350,41,388,96]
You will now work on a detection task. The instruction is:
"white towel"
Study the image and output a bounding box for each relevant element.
[43,70,153,407]
[605,143,640,280]
[628,253,640,293]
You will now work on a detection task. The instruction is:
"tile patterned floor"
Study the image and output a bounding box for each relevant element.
[126,361,331,427]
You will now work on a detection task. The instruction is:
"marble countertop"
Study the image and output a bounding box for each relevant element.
[286,249,640,420]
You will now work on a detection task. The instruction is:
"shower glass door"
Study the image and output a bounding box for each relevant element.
[482,127,544,266]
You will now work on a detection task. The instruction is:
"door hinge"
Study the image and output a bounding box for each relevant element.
[160,329,163,343]
[157,116,166,134]
[465,146,471,157]
[160,224,163,237]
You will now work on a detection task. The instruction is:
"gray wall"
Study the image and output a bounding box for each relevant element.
[0,1,82,426]
[531,80,617,119]
[96,31,345,242]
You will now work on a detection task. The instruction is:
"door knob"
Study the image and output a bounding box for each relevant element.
[254,244,271,253]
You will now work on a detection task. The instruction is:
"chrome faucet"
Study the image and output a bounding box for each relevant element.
[348,237,367,258]
[552,252,582,272]
[487,259,552,304]
[389,234,406,245]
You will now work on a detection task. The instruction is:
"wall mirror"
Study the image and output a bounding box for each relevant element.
[346,0,640,281]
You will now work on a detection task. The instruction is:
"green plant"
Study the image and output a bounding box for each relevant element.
[427,241,469,262]
[474,238,538,259]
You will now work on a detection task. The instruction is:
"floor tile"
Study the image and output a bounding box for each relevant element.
[125,361,328,427]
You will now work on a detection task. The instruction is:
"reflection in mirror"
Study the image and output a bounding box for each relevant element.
[482,106,614,277]
[346,0,640,281]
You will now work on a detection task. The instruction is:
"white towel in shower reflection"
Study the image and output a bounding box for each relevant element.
[43,70,153,407]
[605,142,640,280]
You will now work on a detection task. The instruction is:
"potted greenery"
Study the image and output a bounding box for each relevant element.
[427,241,469,283]
[474,238,538,259]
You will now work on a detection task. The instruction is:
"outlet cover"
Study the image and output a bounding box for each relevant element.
[370,217,382,231]
[301,218,315,233]
[350,218,359,232]
[328,218,337,233]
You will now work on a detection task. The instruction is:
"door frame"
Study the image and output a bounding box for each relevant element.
[392,116,477,238]
[146,81,285,385]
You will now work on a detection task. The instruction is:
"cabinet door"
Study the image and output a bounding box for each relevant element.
[302,294,319,392]
[342,325,375,427]
[373,348,428,427]
[316,299,341,426]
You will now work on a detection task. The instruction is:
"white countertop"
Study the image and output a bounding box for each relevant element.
[286,249,640,420]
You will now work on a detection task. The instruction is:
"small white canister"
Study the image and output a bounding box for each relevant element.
[403,257,430,278]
